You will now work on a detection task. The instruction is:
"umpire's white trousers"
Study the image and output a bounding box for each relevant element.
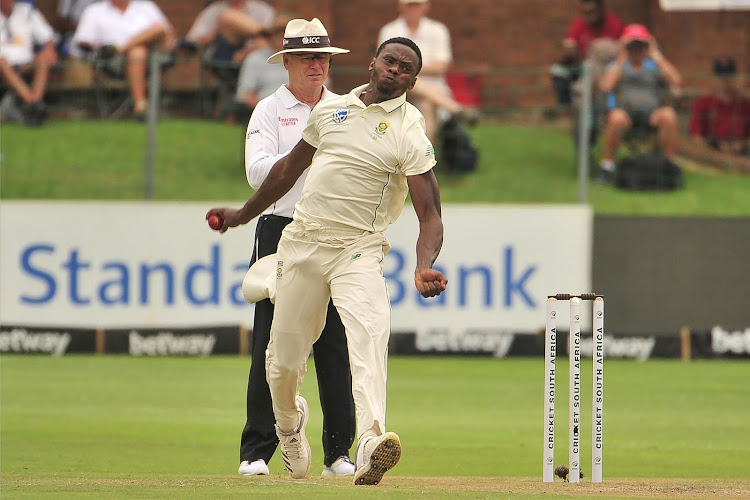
[266,221,391,439]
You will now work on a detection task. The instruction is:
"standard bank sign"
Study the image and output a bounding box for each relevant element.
[1,202,592,332]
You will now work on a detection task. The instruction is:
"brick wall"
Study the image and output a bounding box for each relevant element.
[34,0,750,110]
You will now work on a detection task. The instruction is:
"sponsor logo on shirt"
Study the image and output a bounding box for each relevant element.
[247,128,260,138]
[426,145,435,157]
[276,261,284,279]
[332,109,349,123]
[372,120,390,139]
[278,117,299,127]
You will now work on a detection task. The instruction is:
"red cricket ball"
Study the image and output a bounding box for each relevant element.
[207,214,223,230]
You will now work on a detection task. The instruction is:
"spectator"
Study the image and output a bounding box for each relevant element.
[596,24,682,184]
[550,0,624,107]
[377,0,477,143]
[183,0,273,65]
[237,17,356,478]
[0,0,58,126]
[689,57,750,157]
[53,0,101,57]
[70,0,177,119]
[233,14,290,124]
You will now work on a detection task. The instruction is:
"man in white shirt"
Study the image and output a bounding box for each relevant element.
[378,0,476,141]
[207,36,447,486]
[0,0,58,126]
[70,0,176,118]
[236,17,356,479]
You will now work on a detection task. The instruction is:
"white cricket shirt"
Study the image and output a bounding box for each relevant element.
[0,2,55,66]
[296,84,437,233]
[245,84,336,218]
[70,0,171,57]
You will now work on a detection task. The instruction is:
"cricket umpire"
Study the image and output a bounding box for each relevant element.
[237,17,356,477]
[209,36,448,485]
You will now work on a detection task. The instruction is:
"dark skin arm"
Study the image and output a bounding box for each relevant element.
[206,138,316,232]
[407,170,448,298]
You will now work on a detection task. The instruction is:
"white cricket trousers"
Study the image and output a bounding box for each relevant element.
[266,221,392,440]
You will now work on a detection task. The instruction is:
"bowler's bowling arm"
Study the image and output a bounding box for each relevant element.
[221,139,316,230]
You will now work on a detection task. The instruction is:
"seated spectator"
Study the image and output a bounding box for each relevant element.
[550,0,624,107]
[689,57,750,157]
[233,15,290,124]
[70,0,177,119]
[183,0,274,65]
[596,24,682,184]
[53,0,101,57]
[0,0,58,126]
[377,0,477,144]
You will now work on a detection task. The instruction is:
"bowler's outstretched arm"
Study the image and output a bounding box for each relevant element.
[206,139,317,232]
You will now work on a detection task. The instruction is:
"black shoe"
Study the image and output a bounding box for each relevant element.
[22,101,48,127]
[97,44,118,60]
[595,168,615,185]
[175,38,199,53]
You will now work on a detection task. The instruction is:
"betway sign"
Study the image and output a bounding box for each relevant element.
[1,202,592,332]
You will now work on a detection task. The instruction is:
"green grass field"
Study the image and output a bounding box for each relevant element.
[2,120,750,215]
[2,355,749,499]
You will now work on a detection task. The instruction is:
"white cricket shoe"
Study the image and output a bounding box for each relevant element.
[277,395,311,479]
[353,432,401,486]
[321,455,355,476]
[238,459,269,475]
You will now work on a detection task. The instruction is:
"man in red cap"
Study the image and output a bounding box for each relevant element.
[596,23,682,184]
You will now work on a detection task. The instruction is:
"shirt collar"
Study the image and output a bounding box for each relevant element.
[278,84,331,109]
[346,84,407,113]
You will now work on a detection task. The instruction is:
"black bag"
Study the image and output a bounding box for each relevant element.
[614,152,684,191]
[438,117,479,173]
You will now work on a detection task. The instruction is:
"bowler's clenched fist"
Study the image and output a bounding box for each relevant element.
[414,268,448,298]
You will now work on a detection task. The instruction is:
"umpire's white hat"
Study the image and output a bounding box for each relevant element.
[267,18,349,64]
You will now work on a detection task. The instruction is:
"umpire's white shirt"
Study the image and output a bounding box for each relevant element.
[245,84,336,218]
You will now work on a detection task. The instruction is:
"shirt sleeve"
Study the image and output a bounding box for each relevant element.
[186,3,221,42]
[566,18,584,45]
[236,52,264,97]
[433,22,452,65]
[144,2,172,31]
[30,9,56,46]
[245,96,290,189]
[400,114,437,176]
[70,5,99,50]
